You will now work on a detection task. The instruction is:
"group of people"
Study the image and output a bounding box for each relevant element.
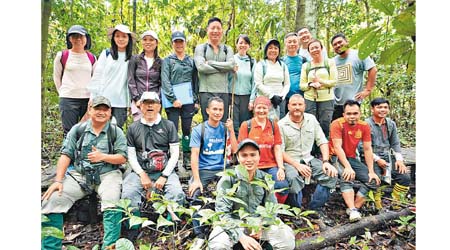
[42,16,412,250]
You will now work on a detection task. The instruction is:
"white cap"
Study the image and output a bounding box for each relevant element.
[141,30,158,40]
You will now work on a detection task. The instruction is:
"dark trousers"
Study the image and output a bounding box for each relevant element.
[59,97,89,137]
[232,95,252,136]
[165,103,195,136]
[112,107,128,129]
[199,92,230,123]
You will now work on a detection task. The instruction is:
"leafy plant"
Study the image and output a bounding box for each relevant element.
[394,215,416,233]
[41,215,64,240]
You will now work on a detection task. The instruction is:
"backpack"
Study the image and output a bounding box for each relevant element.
[73,122,117,168]
[304,58,330,77]
[246,118,275,135]
[203,43,228,58]
[60,49,96,79]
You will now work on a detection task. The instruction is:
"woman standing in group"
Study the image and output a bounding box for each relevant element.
[254,39,290,120]
[230,34,255,136]
[128,30,162,121]
[161,31,199,169]
[88,24,135,129]
[53,24,95,136]
[300,39,337,138]
[238,96,290,204]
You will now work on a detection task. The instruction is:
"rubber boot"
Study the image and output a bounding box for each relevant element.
[42,213,64,250]
[102,209,122,249]
[392,183,409,209]
[374,188,383,210]
[182,135,191,169]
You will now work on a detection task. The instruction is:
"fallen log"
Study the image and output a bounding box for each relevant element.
[295,208,413,250]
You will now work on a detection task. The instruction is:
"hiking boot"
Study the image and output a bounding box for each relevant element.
[347,208,362,222]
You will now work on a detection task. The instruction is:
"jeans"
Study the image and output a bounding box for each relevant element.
[262,167,289,196]
[121,171,185,209]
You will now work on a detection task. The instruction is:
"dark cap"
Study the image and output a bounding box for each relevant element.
[171,31,186,42]
[91,96,111,108]
[237,139,260,153]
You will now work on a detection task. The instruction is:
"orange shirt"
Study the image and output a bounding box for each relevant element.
[238,118,282,169]
[329,117,371,158]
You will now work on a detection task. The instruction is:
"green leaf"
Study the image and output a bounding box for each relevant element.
[153,202,167,214]
[156,215,174,229]
[358,28,382,59]
[392,10,415,36]
[41,214,50,223]
[66,246,81,250]
[115,238,135,250]
[41,226,64,239]
[348,26,378,48]
[223,195,248,207]
[371,0,395,16]
[116,199,132,210]
[129,215,147,228]
[379,40,412,65]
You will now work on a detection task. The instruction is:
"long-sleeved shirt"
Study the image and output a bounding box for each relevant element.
[88,49,130,108]
[194,43,235,93]
[300,59,338,102]
[229,54,255,98]
[127,52,162,102]
[254,59,290,99]
[53,50,94,98]
[365,117,403,161]
[161,53,199,104]
[215,167,277,242]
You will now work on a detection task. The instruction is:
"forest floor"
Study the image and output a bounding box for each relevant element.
[42,166,416,250]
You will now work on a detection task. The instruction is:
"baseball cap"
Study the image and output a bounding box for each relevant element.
[107,24,136,41]
[141,30,158,40]
[91,96,111,108]
[171,31,186,42]
[68,25,87,36]
[237,139,260,153]
[139,91,160,103]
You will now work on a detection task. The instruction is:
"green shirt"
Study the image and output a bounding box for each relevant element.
[61,120,128,165]
[278,113,327,162]
[215,167,277,242]
[194,43,235,93]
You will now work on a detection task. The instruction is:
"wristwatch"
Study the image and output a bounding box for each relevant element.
[322,160,330,164]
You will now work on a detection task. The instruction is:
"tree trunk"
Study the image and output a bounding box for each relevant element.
[41,0,52,93]
[304,0,318,37]
[294,0,304,32]
[285,0,291,33]
[296,208,413,250]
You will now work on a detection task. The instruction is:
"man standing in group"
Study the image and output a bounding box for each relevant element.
[283,32,307,107]
[331,33,377,121]
[194,17,235,122]
[329,100,380,222]
[188,96,238,248]
[278,94,338,220]
[121,91,185,241]
[42,96,127,250]
[297,27,328,61]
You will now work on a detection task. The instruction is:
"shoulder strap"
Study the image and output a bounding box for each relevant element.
[203,44,208,58]
[247,119,252,135]
[107,123,117,154]
[60,50,69,70]
[105,48,111,58]
[262,60,267,78]
[86,51,96,65]
[74,122,88,165]
[269,119,275,135]
[305,61,311,76]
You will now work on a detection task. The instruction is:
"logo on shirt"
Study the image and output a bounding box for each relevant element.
[337,63,353,85]
[355,129,362,139]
